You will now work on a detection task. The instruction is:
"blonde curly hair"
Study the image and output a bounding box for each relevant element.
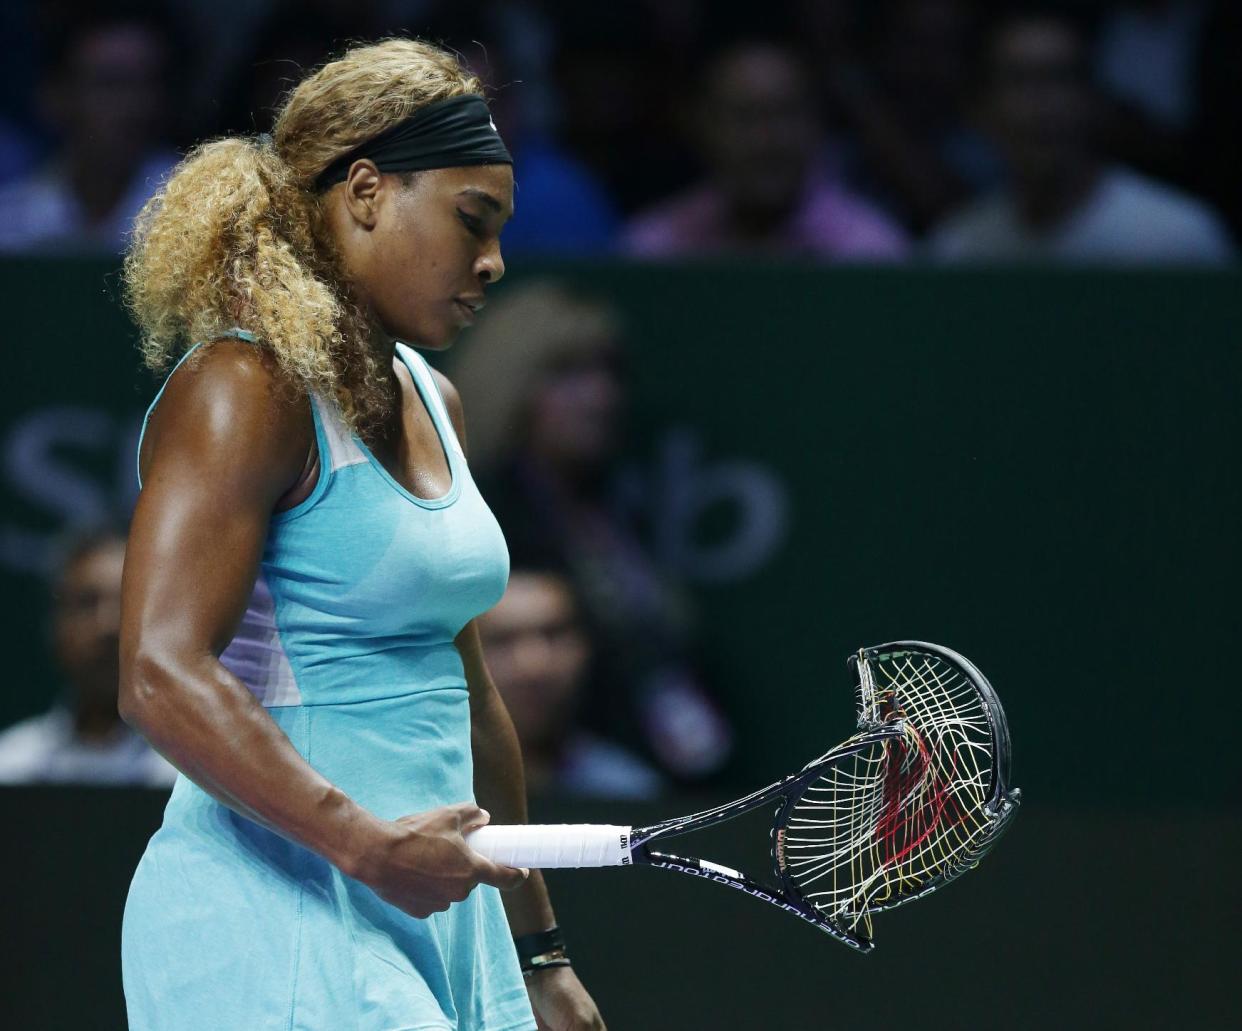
[123,38,484,438]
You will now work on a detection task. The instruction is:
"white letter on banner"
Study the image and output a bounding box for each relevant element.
[0,407,116,573]
[655,427,789,583]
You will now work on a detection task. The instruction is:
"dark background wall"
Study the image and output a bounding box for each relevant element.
[2,258,1239,804]
[1,259,1239,1027]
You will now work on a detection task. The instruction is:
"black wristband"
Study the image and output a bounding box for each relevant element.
[514,926,571,975]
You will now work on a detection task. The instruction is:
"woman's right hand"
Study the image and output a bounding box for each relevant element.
[348,802,529,919]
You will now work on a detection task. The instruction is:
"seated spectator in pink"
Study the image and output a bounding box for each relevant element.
[623,40,908,260]
[0,9,179,253]
[0,529,174,786]
[929,12,1233,264]
[478,569,662,799]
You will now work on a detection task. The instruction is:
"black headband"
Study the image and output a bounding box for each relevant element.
[315,94,512,190]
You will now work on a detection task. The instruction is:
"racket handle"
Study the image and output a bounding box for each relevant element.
[465,824,634,869]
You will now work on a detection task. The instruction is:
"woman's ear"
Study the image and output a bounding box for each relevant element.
[341,159,383,229]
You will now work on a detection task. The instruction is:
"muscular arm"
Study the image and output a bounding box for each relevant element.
[433,366,556,934]
[122,343,521,915]
[442,365,605,1029]
[458,620,557,934]
[120,342,374,861]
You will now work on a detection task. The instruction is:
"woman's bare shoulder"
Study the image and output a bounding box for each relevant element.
[140,338,312,491]
[163,337,301,410]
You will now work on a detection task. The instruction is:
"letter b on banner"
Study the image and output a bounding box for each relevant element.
[637,427,789,584]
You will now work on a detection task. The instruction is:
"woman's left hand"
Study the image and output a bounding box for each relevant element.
[526,966,606,1031]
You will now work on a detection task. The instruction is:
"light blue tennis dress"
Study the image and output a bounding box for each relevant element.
[122,334,536,1031]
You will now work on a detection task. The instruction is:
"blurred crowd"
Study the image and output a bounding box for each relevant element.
[0,0,1237,262]
[0,527,175,786]
[2,0,1238,793]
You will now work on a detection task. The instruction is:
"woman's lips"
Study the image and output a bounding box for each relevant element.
[453,299,476,325]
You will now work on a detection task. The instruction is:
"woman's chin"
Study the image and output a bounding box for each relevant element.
[388,322,459,351]
[427,327,463,350]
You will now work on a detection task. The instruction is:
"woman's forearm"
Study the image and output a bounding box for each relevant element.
[471,678,557,935]
[120,647,381,874]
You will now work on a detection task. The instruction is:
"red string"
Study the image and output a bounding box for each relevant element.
[877,728,961,869]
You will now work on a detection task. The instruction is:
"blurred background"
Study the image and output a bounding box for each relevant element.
[0,1,1237,1028]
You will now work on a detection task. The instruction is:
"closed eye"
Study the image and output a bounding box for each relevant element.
[458,209,485,237]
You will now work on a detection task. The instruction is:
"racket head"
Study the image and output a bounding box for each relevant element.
[772,641,1020,943]
[852,641,1017,813]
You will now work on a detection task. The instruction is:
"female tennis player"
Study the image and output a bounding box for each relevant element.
[118,39,604,1031]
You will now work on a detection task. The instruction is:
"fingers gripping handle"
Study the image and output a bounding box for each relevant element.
[465,825,634,868]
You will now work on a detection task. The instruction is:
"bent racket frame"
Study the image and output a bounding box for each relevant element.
[841,641,1020,918]
[469,640,1020,952]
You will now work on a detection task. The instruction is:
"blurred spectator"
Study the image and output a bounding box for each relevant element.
[0,529,174,786]
[1096,1,1207,132]
[0,0,47,182]
[550,3,699,217]
[0,6,180,254]
[929,11,1233,263]
[214,0,389,136]
[622,40,909,259]
[498,132,620,255]
[417,10,619,254]
[1091,1,1210,193]
[450,281,733,783]
[0,116,39,187]
[815,0,1003,235]
[479,569,663,799]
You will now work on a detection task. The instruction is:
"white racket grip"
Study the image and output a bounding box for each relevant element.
[465,824,634,869]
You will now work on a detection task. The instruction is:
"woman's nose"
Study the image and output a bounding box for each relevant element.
[477,241,505,284]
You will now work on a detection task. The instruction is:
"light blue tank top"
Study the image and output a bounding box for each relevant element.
[137,333,511,708]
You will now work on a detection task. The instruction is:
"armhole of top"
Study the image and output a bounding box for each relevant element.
[270,395,332,523]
